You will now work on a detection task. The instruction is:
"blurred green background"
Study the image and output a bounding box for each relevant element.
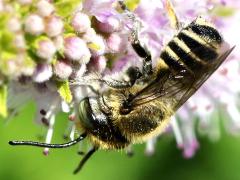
[1,103,240,180]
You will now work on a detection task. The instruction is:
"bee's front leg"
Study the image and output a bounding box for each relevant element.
[71,66,142,90]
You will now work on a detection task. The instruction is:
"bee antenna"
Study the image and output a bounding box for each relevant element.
[9,133,87,148]
[73,147,98,174]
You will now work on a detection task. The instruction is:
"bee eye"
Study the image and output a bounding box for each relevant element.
[78,98,94,129]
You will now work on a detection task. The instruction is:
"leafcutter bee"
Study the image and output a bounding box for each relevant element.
[9,1,234,174]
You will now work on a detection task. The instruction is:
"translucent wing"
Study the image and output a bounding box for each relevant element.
[127,46,235,110]
[174,46,235,109]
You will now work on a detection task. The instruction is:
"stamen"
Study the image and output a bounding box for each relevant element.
[198,114,221,141]
[63,121,75,140]
[145,137,157,156]
[170,116,183,148]
[125,145,134,157]
[40,109,47,116]
[41,117,49,127]
[77,138,85,155]
[43,115,55,155]
[68,113,75,121]
[226,104,240,133]
[61,101,70,113]
[70,125,76,141]
[181,122,199,158]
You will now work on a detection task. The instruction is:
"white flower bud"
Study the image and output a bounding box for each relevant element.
[90,35,106,56]
[0,1,3,12]
[64,36,91,64]
[53,35,64,50]
[21,66,35,76]
[88,56,107,73]
[82,28,97,42]
[45,16,64,37]
[8,17,22,32]
[33,64,53,83]
[71,12,91,33]
[36,39,57,61]
[7,60,18,77]
[24,14,44,35]
[14,34,26,49]
[54,60,73,80]
[4,4,14,13]
[37,0,55,17]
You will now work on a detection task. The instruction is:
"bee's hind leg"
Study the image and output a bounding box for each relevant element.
[131,37,153,78]
[118,1,153,78]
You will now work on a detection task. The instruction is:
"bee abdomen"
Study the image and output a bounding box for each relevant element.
[187,23,222,45]
[160,49,188,73]
[177,31,218,62]
[160,17,222,74]
[168,39,205,71]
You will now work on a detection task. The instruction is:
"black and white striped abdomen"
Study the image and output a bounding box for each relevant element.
[160,17,223,74]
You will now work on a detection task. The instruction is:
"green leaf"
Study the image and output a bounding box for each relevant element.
[125,0,140,10]
[211,6,235,17]
[56,80,73,103]
[0,85,8,118]
[25,34,49,62]
[0,52,16,75]
[0,30,16,53]
[54,0,82,17]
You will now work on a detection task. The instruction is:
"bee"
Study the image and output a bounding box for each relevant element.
[9,0,234,175]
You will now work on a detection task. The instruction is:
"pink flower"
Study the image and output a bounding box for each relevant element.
[54,60,73,80]
[71,12,91,33]
[36,39,57,61]
[37,0,55,17]
[97,16,121,33]
[33,64,53,83]
[106,33,127,52]
[45,16,64,37]
[64,36,91,63]
[82,0,116,22]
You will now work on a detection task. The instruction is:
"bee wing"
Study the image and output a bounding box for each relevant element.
[129,46,235,110]
[174,46,235,109]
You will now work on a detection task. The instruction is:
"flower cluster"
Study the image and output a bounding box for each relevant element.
[1,0,132,155]
[0,0,239,158]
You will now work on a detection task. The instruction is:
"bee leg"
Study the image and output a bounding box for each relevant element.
[102,66,142,89]
[126,15,153,78]
[71,67,141,90]
[118,1,153,77]
[131,39,153,78]
[73,147,98,174]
